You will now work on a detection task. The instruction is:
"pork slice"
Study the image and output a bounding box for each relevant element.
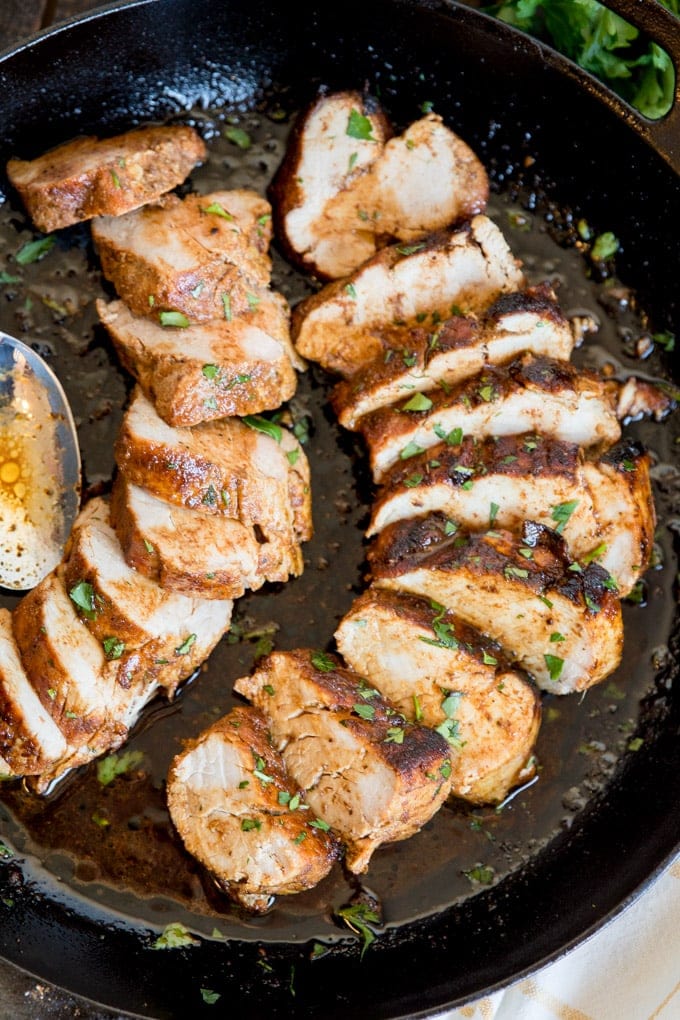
[360,353,621,481]
[12,571,156,757]
[167,705,341,912]
[270,90,392,279]
[581,439,656,596]
[0,608,68,777]
[332,284,574,428]
[7,125,206,233]
[97,295,299,427]
[235,650,453,873]
[61,497,232,697]
[271,88,488,279]
[369,516,623,694]
[110,476,303,600]
[91,189,273,321]
[368,432,599,542]
[368,433,654,596]
[291,215,525,377]
[115,387,312,543]
[335,588,540,805]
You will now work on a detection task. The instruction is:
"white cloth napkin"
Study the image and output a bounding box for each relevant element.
[442,854,680,1020]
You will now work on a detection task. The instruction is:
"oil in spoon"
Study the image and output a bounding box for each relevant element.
[0,335,80,590]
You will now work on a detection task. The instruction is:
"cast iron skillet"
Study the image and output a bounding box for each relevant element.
[0,1,679,1017]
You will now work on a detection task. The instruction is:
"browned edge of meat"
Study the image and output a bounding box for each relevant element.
[234,648,453,873]
[167,704,341,912]
[269,89,393,279]
[334,587,541,805]
[7,125,207,233]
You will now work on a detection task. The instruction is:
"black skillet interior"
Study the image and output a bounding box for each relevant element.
[0,1,679,1017]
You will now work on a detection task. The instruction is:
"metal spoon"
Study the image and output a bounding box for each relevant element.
[0,332,81,591]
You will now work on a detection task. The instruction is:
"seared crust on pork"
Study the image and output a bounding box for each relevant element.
[110,476,304,599]
[368,434,654,596]
[332,283,574,429]
[167,706,341,912]
[291,215,525,377]
[270,90,488,279]
[0,609,68,777]
[61,498,232,696]
[369,517,623,693]
[110,475,299,595]
[270,90,392,279]
[359,353,621,481]
[7,125,206,233]
[335,588,541,804]
[96,295,298,427]
[11,571,159,790]
[114,388,312,543]
[91,189,273,322]
[234,649,453,873]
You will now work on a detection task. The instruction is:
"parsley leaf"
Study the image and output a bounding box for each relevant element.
[346,109,376,141]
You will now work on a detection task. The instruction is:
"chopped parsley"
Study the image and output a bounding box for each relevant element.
[336,902,380,958]
[202,200,234,220]
[224,126,252,149]
[544,654,565,682]
[310,650,336,672]
[68,580,99,621]
[97,749,144,786]
[102,636,125,660]
[242,414,283,443]
[402,392,433,412]
[175,634,197,655]
[346,109,376,141]
[15,235,56,265]
[151,922,200,950]
[550,499,579,534]
[159,310,189,328]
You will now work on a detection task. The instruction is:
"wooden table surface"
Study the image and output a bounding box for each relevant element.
[0,0,105,48]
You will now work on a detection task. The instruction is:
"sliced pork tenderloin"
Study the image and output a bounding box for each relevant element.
[96,293,299,428]
[271,90,488,279]
[367,434,654,596]
[110,476,303,600]
[335,588,540,805]
[270,89,392,279]
[369,516,623,694]
[291,215,525,377]
[91,189,274,322]
[12,570,159,789]
[7,125,206,233]
[167,705,341,912]
[332,283,574,429]
[234,649,453,873]
[359,353,621,481]
[61,498,232,697]
[0,608,68,778]
[114,387,312,544]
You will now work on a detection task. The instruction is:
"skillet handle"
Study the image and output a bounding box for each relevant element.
[596,0,680,174]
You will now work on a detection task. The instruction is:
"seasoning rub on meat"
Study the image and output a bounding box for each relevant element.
[234,649,453,873]
[270,90,488,280]
[335,588,541,805]
[291,215,525,377]
[369,516,623,694]
[359,353,622,482]
[331,283,576,429]
[167,705,341,912]
[7,124,207,233]
[367,433,654,596]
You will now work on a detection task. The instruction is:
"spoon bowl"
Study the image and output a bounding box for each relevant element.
[0,332,81,591]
